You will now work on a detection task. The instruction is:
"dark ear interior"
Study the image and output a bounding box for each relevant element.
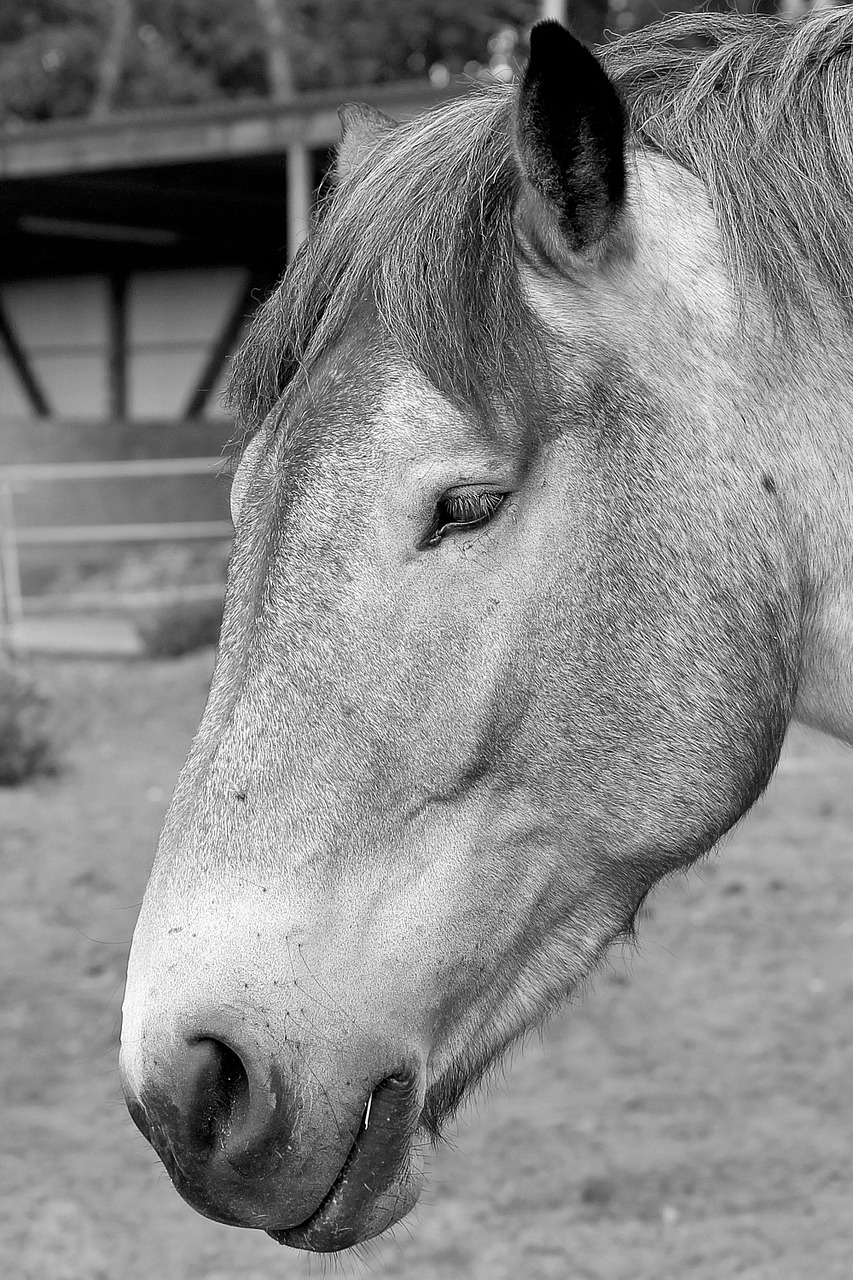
[515,21,626,253]
[336,103,398,181]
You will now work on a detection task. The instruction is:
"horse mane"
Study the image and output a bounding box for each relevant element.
[228,9,853,431]
[602,8,853,332]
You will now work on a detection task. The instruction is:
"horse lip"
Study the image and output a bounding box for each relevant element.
[267,1074,424,1252]
[264,1119,366,1248]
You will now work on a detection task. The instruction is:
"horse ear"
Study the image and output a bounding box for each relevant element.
[336,103,398,181]
[515,21,625,254]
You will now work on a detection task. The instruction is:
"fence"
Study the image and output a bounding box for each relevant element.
[0,456,232,649]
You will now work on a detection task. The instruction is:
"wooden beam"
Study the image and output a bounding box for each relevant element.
[106,273,128,419]
[0,298,50,417]
[183,267,278,420]
[0,457,224,483]
[16,520,233,545]
[0,81,458,178]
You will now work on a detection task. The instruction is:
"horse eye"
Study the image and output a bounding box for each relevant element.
[423,489,507,548]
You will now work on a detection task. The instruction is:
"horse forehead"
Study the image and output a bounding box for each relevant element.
[364,373,472,478]
[377,373,468,450]
[289,351,473,467]
[375,370,524,469]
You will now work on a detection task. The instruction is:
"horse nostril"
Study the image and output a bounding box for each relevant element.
[123,1026,426,1237]
[202,1038,251,1136]
[182,1036,285,1180]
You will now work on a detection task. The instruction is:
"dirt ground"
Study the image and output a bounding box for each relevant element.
[1,653,851,1280]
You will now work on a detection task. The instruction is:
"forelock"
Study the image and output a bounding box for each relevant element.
[226,83,555,437]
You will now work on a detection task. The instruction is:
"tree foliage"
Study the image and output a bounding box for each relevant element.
[0,0,788,124]
[0,0,541,123]
[0,660,57,787]
[0,1,104,122]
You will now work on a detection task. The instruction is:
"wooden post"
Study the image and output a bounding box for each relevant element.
[539,0,567,21]
[0,299,50,418]
[90,0,134,119]
[184,266,277,420]
[0,479,23,652]
[254,0,296,101]
[287,143,311,259]
[107,273,128,420]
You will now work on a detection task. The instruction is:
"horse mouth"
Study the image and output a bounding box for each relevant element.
[267,1074,424,1252]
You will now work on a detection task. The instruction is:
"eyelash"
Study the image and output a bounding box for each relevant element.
[423,490,507,548]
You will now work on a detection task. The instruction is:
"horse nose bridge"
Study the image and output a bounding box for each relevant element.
[122,895,428,1086]
[190,666,358,798]
[127,850,444,1009]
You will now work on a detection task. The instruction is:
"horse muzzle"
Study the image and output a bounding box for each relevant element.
[120,1028,425,1252]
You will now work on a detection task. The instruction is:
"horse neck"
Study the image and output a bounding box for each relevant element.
[752,324,853,745]
[628,152,853,745]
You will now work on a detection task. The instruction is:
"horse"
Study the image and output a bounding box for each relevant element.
[120,11,853,1254]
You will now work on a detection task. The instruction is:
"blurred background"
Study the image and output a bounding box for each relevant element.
[1,6,851,1280]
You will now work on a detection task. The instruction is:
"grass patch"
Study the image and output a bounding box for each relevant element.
[0,659,57,785]
[134,598,223,659]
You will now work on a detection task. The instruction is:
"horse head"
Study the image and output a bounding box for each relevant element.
[121,18,842,1252]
